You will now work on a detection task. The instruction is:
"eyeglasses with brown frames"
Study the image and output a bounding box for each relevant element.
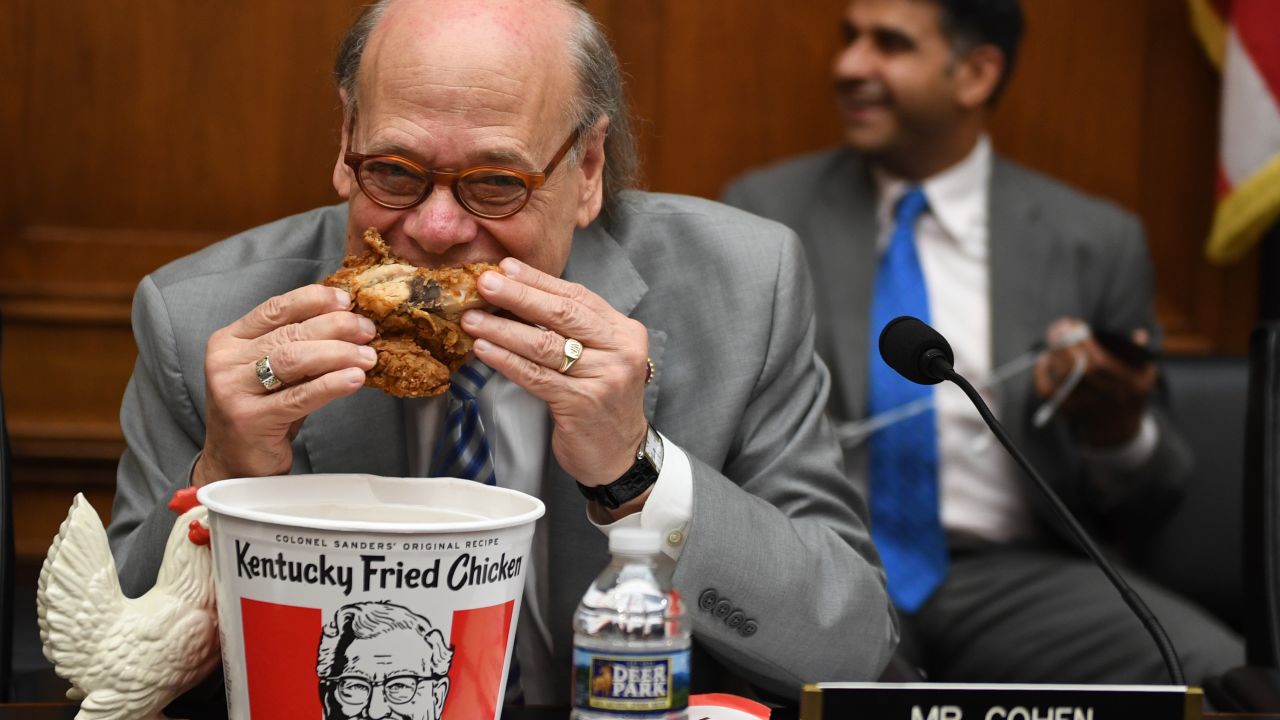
[343,128,581,219]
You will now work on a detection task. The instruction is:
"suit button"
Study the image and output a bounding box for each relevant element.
[713,600,732,619]
[726,610,745,629]
[699,589,717,610]
[740,620,758,637]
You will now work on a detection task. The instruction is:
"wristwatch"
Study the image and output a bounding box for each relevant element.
[577,424,664,509]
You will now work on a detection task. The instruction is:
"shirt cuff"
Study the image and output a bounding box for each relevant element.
[587,431,692,561]
[1078,412,1159,471]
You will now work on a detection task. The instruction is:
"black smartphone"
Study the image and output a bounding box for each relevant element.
[1093,329,1156,367]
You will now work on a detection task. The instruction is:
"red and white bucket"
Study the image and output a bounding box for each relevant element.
[198,474,544,720]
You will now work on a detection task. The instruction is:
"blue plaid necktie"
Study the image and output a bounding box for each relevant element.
[867,186,946,613]
[430,361,496,484]
[429,360,523,702]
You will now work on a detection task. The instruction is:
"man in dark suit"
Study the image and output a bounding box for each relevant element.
[723,0,1241,685]
[106,0,895,705]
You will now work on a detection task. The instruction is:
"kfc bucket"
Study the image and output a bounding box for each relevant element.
[198,474,545,720]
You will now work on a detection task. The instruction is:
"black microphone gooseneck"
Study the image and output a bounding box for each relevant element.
[878,316,1186,687]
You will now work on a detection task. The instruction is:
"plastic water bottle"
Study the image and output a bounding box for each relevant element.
[572,528,690,719]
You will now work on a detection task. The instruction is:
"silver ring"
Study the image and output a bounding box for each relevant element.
[559,338,583,373]
[255,355,284,391]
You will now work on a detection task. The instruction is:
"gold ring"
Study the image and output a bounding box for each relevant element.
[560,338,583,373]
[254,355,284,391]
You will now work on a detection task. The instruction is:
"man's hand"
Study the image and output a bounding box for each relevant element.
[194,285,378,487]
[461,258,650,491]
[1033,318,1157,448]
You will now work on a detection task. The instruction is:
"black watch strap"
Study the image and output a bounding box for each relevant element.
[577,425,662,509]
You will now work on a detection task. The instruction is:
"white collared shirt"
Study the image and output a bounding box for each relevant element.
[872,136,1156,543]
[873,136,1036,542]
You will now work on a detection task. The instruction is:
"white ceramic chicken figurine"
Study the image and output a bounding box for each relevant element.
[37,488,220,720]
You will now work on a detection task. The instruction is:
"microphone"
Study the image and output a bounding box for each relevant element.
[878,316,1186,687]
[878,316,955,385]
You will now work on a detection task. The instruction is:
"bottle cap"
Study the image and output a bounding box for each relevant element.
[608,527,662,555]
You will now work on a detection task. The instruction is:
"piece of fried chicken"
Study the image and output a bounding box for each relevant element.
[323,228,497,397]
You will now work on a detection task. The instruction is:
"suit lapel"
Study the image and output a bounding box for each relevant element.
[988,157,1051,372]
[809,151,879,420]
[988,157,1083,511]
[562,217,664,418]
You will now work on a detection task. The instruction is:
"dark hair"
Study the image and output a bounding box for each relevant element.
[333,0,639,225]
[933,0,1025,103]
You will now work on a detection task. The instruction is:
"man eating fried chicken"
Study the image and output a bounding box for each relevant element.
[106,0,896,704]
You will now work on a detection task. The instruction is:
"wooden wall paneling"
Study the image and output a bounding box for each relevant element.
[0,1,24,232]
[1137,0,1258,354]
[2,0,367,559]
[12,459,116,560]
[582,0,667,190]
[988,1,1149,214]
[0,227,223,459]
[1137,0,1248,354]
[4,320,133,459]
[1138,0,1216,345]
[1,1,45,558]
[645,0,849,199]
[22,0,362,233]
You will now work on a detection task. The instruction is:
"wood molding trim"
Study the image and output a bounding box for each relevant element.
[8,418,125,461]
[0,224,217,462]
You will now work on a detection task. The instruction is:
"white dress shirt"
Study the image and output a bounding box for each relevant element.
[406,372,692,702]
[872,136,1156,543]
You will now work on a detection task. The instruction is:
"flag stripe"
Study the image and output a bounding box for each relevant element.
[1196,0,1280,264]
[1216,162,1231,199]
[1219,28,1280,185]
[1232,0,1280,104]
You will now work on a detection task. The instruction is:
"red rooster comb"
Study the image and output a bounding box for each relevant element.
[168,487,201,515]
[170,488,210,545]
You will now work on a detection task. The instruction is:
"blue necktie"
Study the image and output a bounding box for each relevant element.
[429,361,523,702]
[430,361,496,485]
[867,186,946,613]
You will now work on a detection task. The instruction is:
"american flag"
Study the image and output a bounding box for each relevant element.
[1189,0,1280,264]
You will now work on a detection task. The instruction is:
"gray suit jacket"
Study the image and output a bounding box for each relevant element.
[106,192,896,699]
[722,148,1193,545]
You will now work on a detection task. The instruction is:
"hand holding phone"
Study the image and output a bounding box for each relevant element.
[1092,329,1156,368]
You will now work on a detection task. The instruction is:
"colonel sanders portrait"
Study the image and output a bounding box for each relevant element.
[317,601,454,720]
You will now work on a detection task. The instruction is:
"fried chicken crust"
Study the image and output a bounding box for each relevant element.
[322,228,497,397]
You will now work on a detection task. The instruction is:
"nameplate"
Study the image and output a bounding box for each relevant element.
[799,682,1201,720]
